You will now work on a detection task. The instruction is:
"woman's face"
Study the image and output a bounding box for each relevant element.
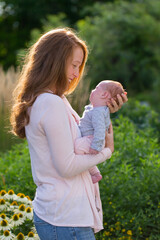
[66,46,84,84]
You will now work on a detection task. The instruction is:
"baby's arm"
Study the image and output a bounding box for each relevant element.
[91,110,107,152]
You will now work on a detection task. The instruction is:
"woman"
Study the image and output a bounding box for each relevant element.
[10,28,127,240]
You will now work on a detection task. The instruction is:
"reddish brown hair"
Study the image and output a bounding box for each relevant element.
[10,28,88,138]
[101,80,125,103]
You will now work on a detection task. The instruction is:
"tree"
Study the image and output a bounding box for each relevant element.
[0,0,113,69]
[76,0,160,95]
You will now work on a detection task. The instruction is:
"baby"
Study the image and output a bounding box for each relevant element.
[75,80,126,183]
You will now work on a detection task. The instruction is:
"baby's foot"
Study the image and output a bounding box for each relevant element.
[91,173,102,184]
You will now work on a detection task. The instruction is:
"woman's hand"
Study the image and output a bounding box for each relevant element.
[108,92,128,113]
[105,123,114,153]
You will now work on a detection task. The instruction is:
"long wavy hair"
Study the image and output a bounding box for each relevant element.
[10,28,88,139]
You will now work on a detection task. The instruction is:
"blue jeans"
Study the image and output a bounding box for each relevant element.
[33,211,96,240]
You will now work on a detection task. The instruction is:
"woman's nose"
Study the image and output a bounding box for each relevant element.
[74,69,79,78]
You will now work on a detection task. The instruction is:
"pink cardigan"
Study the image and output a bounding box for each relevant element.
[25,93,112,233]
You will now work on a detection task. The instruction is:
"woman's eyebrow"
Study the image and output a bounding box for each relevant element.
[73,60,82,64]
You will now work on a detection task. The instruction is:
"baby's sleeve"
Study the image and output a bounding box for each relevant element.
[91,110,106,151]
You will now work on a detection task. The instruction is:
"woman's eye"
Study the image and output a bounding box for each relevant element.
[73,64,77,68]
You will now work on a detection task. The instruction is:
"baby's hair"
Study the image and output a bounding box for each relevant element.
[101,80,125,104]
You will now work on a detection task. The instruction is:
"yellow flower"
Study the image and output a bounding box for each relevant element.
[115,222,120,225]
[104,231,110,236]
[11,214,24,227]
[4,190,17,201]
[8,190,15,195]
[109,201,112,205]
[0,190,7,196]
[16,233,25,240]
[17,193,25,197]
[127,230,132,236]
[19,204,25,211]
[0,219,10,231]
[0,199,7,211]
[26,196,32,201]
[1,230,15,239]
[116,226,120,230]
[122,229,126,233]
[11,201,18,206]
[0,213,6,219]
[25,207,33,220]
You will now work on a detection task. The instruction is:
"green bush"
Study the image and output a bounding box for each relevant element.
[0,103,160,239]
[0,142,36,199]
[97,116,160,240]
[113,98,160,141]
[17,13,68,67]
[77,0,160,104]
[17,1,160,112]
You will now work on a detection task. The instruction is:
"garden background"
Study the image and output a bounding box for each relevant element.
[0,0,160,239]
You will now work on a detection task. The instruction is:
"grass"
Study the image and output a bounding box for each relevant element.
[0,66,22,152]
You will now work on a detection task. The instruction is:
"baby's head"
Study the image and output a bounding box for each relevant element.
[90,80,125,107]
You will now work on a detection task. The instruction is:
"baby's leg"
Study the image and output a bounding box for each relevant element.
[75,136,102,184]
[74,135,93,154]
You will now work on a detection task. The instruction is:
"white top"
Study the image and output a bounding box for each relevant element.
[25,93,112,232]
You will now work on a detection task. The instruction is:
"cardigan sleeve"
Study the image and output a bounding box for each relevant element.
[41,95,112,178]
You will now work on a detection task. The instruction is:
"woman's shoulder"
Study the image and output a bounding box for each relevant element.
[36,93,64,106]
[33,93,65,113]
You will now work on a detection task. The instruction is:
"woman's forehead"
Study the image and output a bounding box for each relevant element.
[72,46,84,63]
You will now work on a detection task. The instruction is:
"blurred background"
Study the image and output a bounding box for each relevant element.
[0,0,160,152]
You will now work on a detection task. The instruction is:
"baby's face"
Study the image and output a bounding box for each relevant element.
[89,83,106,105]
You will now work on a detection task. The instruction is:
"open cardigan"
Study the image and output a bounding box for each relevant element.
[25,93,112,233]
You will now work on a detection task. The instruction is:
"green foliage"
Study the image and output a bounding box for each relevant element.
[15,0,160,112]
[77,0,160,98]
[0,142,36,199]
[113,98,160,141]
[0,101,160,239]
[0,0,112,69]
[0,110,23,152]
[17,13,69,67]
[97,116,160,239]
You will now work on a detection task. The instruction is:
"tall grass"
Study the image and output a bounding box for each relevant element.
[0,66,22,152]
[0,66,19,109]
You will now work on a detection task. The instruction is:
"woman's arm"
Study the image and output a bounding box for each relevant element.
[41,96,113,178]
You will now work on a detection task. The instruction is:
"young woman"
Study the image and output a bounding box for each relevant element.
[10,28,128,240]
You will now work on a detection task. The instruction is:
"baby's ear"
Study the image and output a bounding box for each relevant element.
[101,91,111,99]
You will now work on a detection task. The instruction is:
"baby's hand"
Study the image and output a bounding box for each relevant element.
[89,148,99,154]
